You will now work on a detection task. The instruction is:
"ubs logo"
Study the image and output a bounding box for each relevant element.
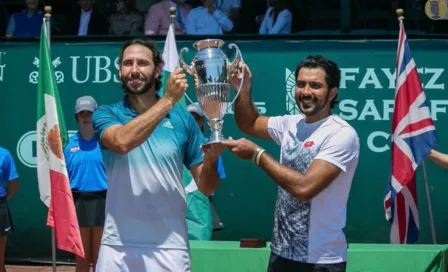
[29,56,64,84]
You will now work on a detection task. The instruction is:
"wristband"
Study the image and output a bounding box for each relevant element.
[255,149,265,165]
[252,147,262,163]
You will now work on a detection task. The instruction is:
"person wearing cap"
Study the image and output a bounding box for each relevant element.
[64,96,107,272]
[0,146,19,272]
[185,102,226,239]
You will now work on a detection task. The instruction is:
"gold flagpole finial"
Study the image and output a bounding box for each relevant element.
[396,8,404,20]
[169,7,176,25]
[44,6,52,19]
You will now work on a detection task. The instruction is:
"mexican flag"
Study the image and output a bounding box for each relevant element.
[36,23,85,258]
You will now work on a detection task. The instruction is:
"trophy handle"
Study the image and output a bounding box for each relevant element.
[178,47,197,107]
[179,47,194,75]
[226,43,245,111]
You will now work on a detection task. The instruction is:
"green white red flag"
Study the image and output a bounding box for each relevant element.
[36,23,85,258]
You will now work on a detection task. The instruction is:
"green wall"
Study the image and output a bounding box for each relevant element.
[1,38,448,261]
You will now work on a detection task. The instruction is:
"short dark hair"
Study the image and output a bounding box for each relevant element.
[294,55,341,109]
[118,39,164,91]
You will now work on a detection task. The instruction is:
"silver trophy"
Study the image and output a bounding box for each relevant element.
[179,39,245,146]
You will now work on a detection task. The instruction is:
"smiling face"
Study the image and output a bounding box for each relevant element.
[119,44,160,95]
[295,67,336,121]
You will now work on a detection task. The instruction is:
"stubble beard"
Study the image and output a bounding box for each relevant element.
[121,73,156,95]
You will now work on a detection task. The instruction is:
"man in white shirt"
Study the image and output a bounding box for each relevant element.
[223,55,360,272]
[185,0,233,35]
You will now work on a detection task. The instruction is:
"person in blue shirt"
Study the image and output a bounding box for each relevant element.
[64,96,107,272]
[92,39,223,272]
[186,102,226,236]
[185,0,234,35]
[5,0,44,38]
[0,147,19,272]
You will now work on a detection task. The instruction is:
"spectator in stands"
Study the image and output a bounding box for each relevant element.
[0,147,19,272]
[255,0,270,26]
[144,0,191,35]
[108,0,144,35]
[259,0,291,34]
[5,0,44,38]
[65,0,108,36]
[215,0,240,25]
[0,5,7,37]
[185,0,233,35]
[64,96,107,272]
[136,0,161,13]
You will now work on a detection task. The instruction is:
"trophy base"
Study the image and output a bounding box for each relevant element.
[202,131,226,147]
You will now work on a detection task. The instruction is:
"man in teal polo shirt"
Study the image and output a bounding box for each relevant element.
[93,39,224,272]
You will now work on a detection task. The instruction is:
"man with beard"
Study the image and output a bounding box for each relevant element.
[92,39,223,271]
[223,55,360,272]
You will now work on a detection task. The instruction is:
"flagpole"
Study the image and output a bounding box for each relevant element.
[422,161,437,244]
[170,7,176,32]
[396,8,437,245]
[44,5,58,271]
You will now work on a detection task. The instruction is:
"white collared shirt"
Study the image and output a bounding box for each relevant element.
[78,9,92,36]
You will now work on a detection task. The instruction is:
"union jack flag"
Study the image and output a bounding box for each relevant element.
[383,19,437,244]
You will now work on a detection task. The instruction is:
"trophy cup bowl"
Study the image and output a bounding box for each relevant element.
[179,39,245,147]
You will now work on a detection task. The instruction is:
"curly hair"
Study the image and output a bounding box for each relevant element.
[118,39,165,91]
[294,55,341,109]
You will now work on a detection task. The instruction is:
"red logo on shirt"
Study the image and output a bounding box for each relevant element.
[304,141,314,148]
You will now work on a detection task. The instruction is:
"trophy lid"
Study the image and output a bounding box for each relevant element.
[193,39,225,51]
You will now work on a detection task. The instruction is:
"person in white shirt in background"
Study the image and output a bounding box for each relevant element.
[185,0,233,35]
[259,0,292,34]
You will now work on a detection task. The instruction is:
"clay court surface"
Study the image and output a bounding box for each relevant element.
[6,265,76,271]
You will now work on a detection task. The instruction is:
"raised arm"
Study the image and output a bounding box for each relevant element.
[94,68,188,154]
[427,149,448,169]
[212,9,234,32]
[229,62,272,140]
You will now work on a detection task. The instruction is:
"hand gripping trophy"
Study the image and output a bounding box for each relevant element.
[179,39,245,147]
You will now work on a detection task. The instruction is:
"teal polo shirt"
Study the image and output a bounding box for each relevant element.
[93,96,205,249]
